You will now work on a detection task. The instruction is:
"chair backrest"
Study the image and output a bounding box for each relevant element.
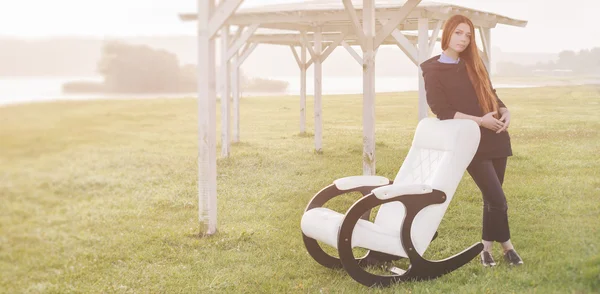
[373,118,481,255]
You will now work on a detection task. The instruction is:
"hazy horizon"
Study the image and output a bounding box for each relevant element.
[1,0,599,54]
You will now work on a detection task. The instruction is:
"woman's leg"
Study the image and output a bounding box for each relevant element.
[469,157,523,265]
[492,158,519,254]
[467,158,511,244]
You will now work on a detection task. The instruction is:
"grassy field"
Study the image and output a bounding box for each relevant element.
[1,85,599,293]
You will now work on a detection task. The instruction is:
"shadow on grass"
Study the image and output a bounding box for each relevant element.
[295,132,314,138]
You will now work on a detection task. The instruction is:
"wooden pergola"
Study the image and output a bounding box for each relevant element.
[184,0,527,235]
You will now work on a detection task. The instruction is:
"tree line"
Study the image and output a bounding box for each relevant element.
[496,47,600,76]
[63,41,288,94]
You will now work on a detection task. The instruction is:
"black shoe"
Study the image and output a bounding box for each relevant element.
[481,251,496,267]
[503,249,524,266]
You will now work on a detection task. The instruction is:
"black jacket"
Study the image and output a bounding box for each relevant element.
[420,55,512,159]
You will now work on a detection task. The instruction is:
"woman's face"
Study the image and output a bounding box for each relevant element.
[449,22,472,53]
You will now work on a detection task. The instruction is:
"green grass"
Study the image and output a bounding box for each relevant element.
[1,85,599,293]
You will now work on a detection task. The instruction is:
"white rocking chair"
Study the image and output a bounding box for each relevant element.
[300,118,483,287]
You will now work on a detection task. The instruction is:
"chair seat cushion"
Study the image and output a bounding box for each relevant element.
[301,207,408,258]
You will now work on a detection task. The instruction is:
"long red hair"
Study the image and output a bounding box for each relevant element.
[441,15,498,118]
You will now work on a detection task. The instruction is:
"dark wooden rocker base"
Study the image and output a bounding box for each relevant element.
[336,190,483,287]
[302,183,406,269]
[302,183,442,271]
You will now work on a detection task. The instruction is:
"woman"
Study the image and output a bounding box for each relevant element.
[420,14,523,267]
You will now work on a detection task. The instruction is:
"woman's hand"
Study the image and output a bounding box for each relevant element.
[496,109,511,133]
[480,111,504,132]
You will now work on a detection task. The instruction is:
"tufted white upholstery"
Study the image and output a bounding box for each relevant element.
[301,118,481,258]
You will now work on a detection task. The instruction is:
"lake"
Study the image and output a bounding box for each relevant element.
[0,75,539,107]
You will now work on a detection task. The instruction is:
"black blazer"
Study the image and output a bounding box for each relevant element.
[420,55,512,159]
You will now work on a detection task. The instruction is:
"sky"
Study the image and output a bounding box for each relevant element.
[0,0,598,53]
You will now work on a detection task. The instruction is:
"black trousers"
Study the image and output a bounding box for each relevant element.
[467,157,510,243]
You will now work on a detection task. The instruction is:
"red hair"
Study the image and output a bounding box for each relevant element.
[441,15,499,118]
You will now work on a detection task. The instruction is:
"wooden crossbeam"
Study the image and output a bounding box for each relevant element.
[300,31,318,60]
[306,32,346,67]
[428,20,443,57]
[374,0,422,48]
[342,0,367,51]
[208,0,244,38]
[290,45,302,68]
[226,24,259,60]
[237,42,258,65]
[341,40,362,65]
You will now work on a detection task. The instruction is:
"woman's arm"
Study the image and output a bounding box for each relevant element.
[492,84,511,133]
[454,111,505,132]
[423,73,457,120]
[424,73,505,131]
[497,107,511,133]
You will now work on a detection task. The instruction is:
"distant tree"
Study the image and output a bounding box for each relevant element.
[97,41,195,93]
[557,50,576,69]
[554,49,600,73]
[496,47,600,76]
[64,41,288,94]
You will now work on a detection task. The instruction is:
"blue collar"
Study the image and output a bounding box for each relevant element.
[438,52,460,64]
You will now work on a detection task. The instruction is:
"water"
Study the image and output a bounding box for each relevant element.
[0,76,197,106]
[0,75,538,107]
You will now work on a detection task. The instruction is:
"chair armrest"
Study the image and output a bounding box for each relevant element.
[333,176,390,191]
[372,184,433,200]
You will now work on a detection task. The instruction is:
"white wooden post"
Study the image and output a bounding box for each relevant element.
[221,25,231,157]
[197,0,245,236]
[292,42,308,134]
[232,42,258,143]
[418,17,429,121]
[363,0,376,175]
[479,27,492,74]
[428,20,443,57]
[198,0,218,235]
[300,43,307,134]
[314,27,323,153]
[232,52,240,143]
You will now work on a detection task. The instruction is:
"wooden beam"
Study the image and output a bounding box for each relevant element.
[237,42,258,65]
[226,24,259,60]
[290,45,302,68]
[300,43,307,134]
[429,11,496,28]
[374,0,422,48]
[245,32,429,47]
[306,32,346,68]
[229,25,244,47]
[391,29,418,65]
[418,18,430,121]
[191,7,434,26]
[208,0,244,38]
[320,32,346,61]
[341,40,362,65]
[181,7,528,29]
[379,18,419,65]
[239,42,249,55]
[479,26,492,72]
[301,31,318,61]
[479,26,490,57]
[363,0,376,176]
[314,26,323,153]
[256,20,442,34]
[220,25,231,157]
[232,53,240,143]
[198,0,218,235]
[428,20,443,57]
[342,0,367,51]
